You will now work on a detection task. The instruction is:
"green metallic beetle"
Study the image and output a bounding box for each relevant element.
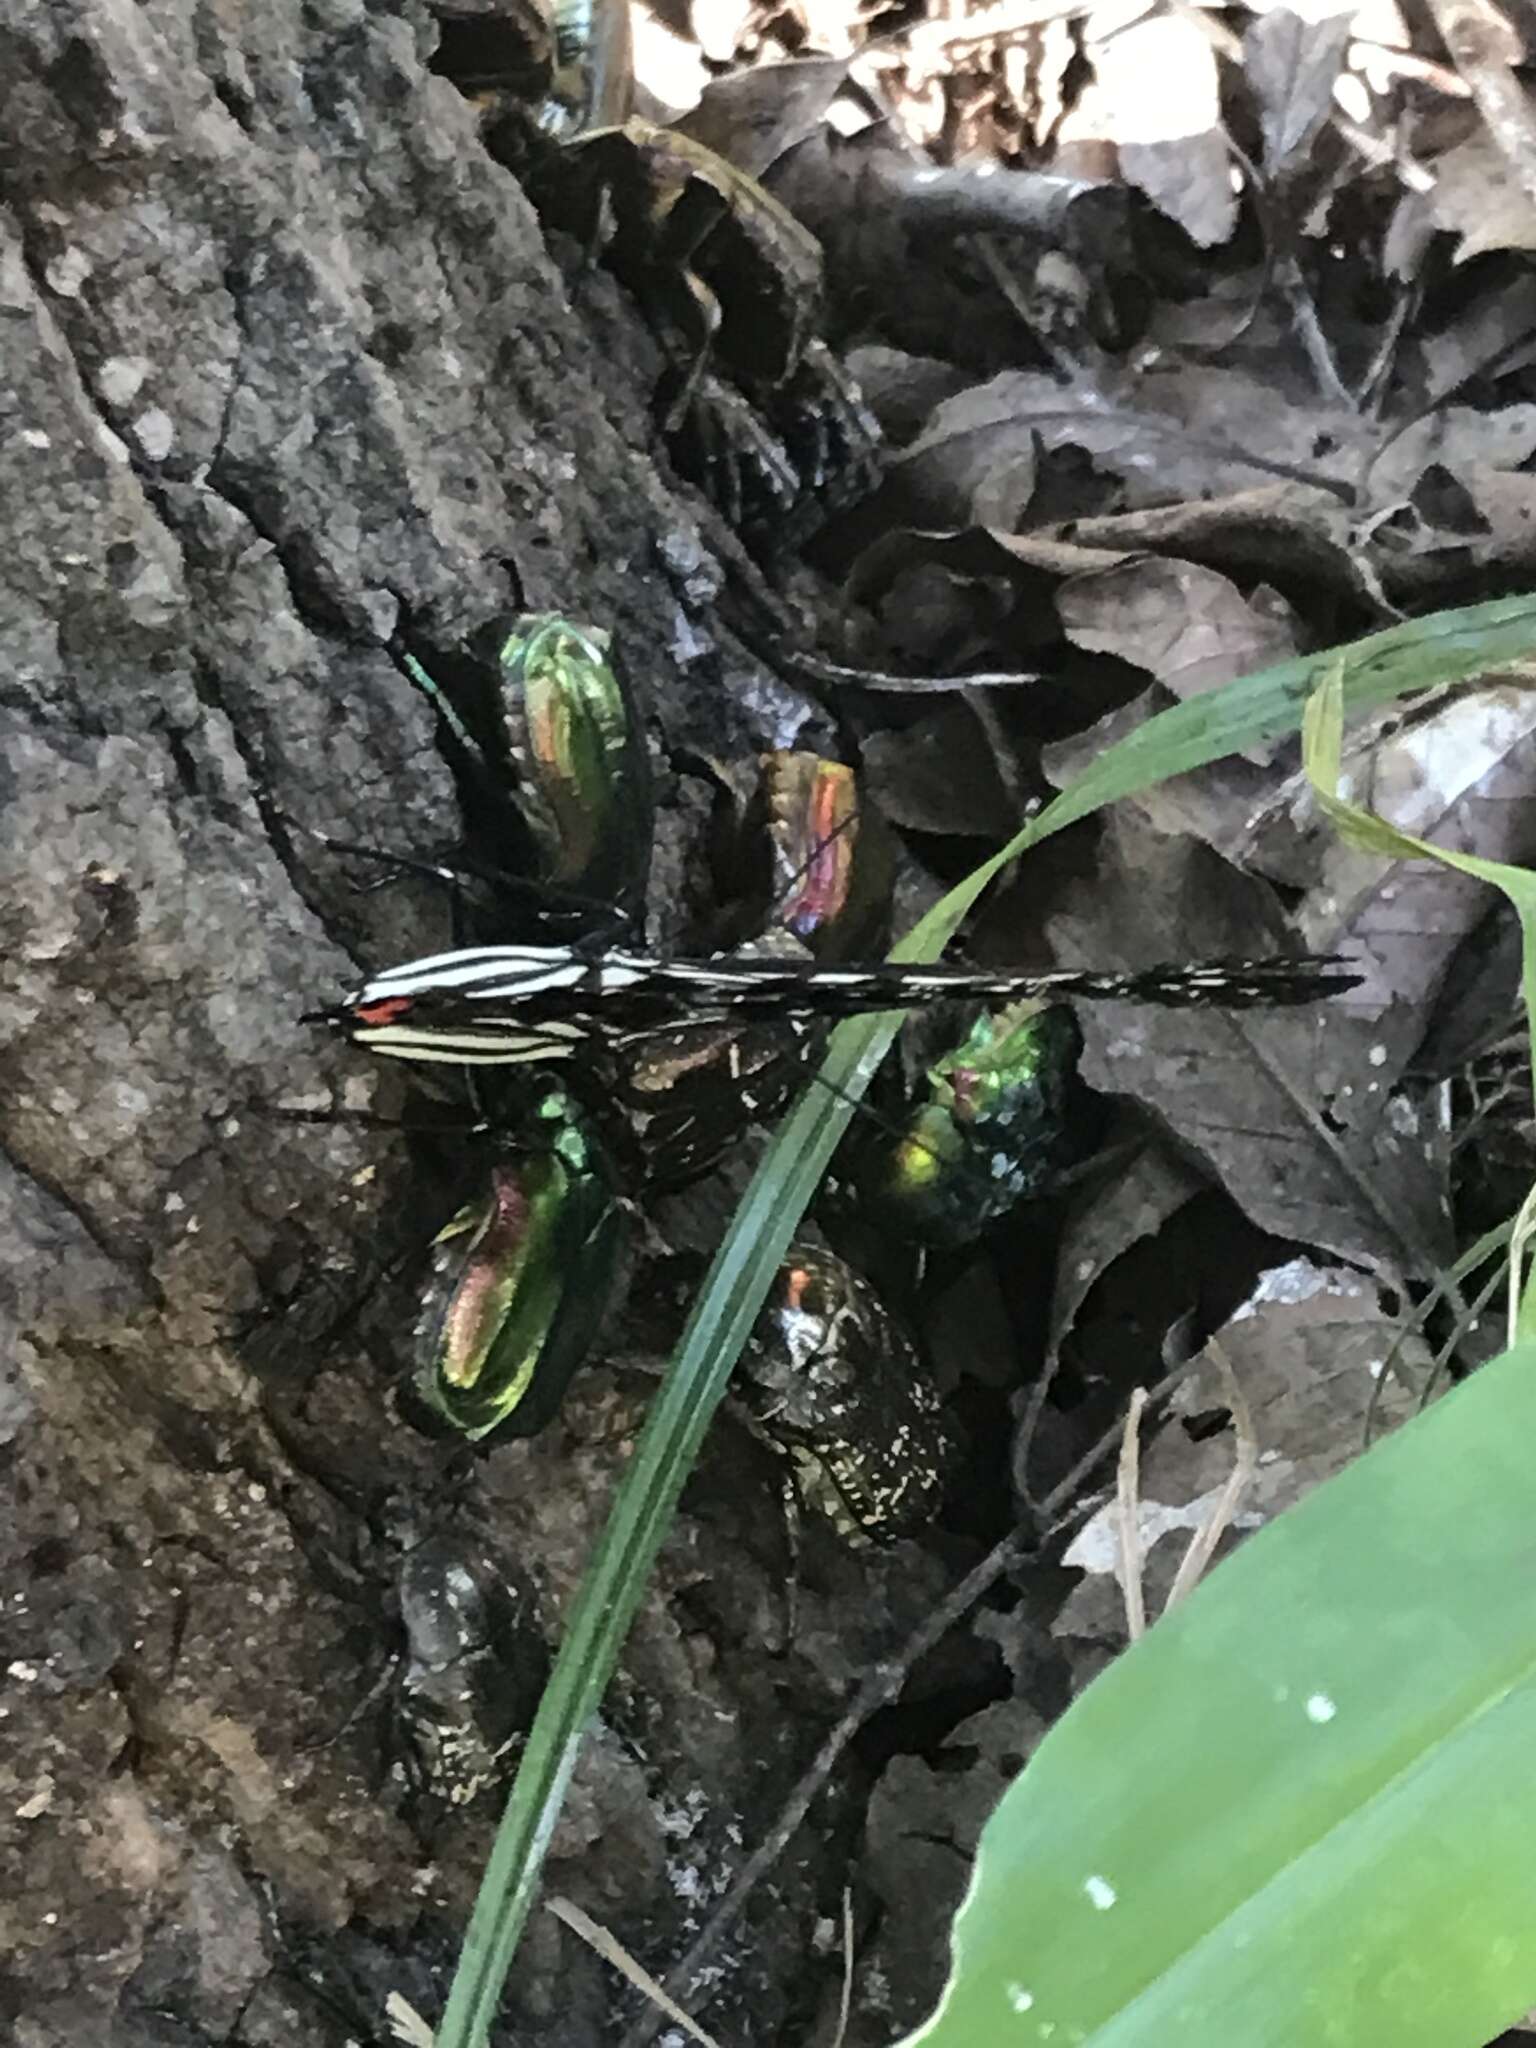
[402,613,654,923]
[414,1089,628,1439]
[853,1001,1082,1248]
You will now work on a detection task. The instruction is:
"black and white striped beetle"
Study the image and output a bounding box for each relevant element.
[312,941,1359,1067]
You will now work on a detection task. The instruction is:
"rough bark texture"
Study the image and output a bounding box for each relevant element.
[0,5,976,2042]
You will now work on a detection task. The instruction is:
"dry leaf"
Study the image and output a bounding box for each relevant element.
[676,55,852,174]
[1043,683,1283,857]
[1054,1256,1431,1656]
[1086,13,1238,246]
[1425,126,1536,257]
[888,385,1042,528]
[1056,557,1299,729]
[1245,6,1354,174]
[883,363,1365,510]
[1044,1136,1208,1374]
[1245,677,1536,1026]
[844,345,969,445]
[1045,814,1451,1276]
[861,699,1021,835]
[1057,483,1373,606]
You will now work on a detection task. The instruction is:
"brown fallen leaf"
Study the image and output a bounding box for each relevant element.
[1422,125,1536,258]
[860,698,1023,837]
[1057,483,1376,607]
[1052,1256,1432,1663]
[1244,5,1353,175]
[885,384,1042,529]
[1045,812,1451,1277]
[675,56,853,176]
[1055,556,1299,758]
[882,365,1359,509]
[843,345,969,446]
[1043,683,1284,863]
[1079,12,1238,247]
[1043,1133,1208,1381]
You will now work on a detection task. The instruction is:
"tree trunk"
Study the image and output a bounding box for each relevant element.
[0,5,965,2044]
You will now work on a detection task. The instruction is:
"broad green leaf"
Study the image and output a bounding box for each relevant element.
[902,1341,1536,2048]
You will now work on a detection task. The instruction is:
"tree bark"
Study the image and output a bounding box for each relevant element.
[0,5,963,2042]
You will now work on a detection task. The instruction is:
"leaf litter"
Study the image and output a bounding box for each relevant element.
[465,5,1536,2034]
[628,0,1536,1867]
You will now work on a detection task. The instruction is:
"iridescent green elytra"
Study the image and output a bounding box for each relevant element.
[414,1090,627,1439]
[402,613,653,920]
[854,1002,1082,1248]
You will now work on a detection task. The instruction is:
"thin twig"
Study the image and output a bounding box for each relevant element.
[1164,1339,1256,1612]
[831,1888,855,2048]
[1417,1257,1507,1416]
[549,1897,726,2048]
[1016,1345,1065,1518]
[1115,1389,1149,1642]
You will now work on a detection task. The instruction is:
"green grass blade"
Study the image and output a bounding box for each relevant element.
[432,590,1536,2048]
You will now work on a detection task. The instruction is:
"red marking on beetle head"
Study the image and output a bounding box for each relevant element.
[784,1265,811,1310]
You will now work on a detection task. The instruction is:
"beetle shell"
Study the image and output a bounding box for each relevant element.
[856,1002,1082,1247]
[765,340,883,529]
[611,1012,816,1188]
[742,1244,960,1543]
[395,1536,546,1805]
[705,749,896,958]
[567,120,824,392]
[405,613,654,921]
[607,750,896,1184]
[415,1092,627,1438]
[759,751,896,960]
[657,367,803,546]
